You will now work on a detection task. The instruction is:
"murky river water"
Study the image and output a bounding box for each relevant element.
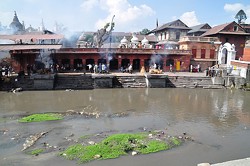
[0,88,250,166]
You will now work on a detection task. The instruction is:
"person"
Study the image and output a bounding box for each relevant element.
[87,64,92,72]
[94,64,98,73]
[197,64,200,72]
[170,64,172,72]
[190,64,193,72]
[153,63,157,69]
[140,66,145,74]
[128,64,133,74]
[27,64,31,76]
[101,63,106,73]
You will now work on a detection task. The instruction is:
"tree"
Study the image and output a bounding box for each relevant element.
[235,9,247,24]
[140,28,151,35]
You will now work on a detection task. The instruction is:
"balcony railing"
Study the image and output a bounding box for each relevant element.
[180,36,219,43]
[56,48,191,55]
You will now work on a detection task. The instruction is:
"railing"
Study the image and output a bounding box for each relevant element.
[56,48,192,55]
[180,36,219,43]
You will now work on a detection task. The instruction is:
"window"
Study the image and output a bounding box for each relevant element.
[233,25,238,32]
[176,31,180,40]
[210,49,215,59]
[201,49,206,59]
[192,49,197,58]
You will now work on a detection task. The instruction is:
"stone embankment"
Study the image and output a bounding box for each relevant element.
[0,72,246,91]
[198,157,250,166]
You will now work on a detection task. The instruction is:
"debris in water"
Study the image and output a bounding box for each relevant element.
[22,131,48,151]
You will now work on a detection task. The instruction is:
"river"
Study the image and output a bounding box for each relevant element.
[0,88,250,166]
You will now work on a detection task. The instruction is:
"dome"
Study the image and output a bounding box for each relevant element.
[120,36,128,44]
[131,33,139,44]
[9,11,24,32]
[78,33,87,41]
[141,36,149,45]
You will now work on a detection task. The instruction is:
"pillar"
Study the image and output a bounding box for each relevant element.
[163,56,167,72]
[118,55,122,69]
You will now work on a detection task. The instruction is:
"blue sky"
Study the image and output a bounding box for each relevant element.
[0,0,250,32]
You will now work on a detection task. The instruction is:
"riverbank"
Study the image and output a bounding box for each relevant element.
[0,71,246,91]
[1,88,250,166]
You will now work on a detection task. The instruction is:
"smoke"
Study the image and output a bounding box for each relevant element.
[55,23,80,48]
[36,50,53,69]
[150,54,162,65]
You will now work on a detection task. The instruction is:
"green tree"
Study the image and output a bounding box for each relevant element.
[235,9,247,24]
[140,28,151,35]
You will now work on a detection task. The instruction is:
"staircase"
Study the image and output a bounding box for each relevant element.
[167,76,224,89]
[113,75,147,88]
[54,74,93,90]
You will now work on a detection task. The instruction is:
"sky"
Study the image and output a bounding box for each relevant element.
[0,0,250,33]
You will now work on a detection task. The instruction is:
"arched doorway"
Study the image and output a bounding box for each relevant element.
[109,58,118,70]
[133,59,140,71]
[74,59,83,70]
[121,58,130,68]
[218,42,236,65]
[221,48,228,64]
[61,59,70,70]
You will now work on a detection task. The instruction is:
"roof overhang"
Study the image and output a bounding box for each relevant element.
[0,44,62,51]
[0,34,64,41]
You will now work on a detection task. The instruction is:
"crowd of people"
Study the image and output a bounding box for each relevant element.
[87,63,109,74]
[1,66,12,77]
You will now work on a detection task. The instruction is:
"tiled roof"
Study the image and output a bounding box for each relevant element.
[201,22,231,36]
[152,19,191,32]
[0,44,62,51]
[201,21,249,37]
[188,23,211,33]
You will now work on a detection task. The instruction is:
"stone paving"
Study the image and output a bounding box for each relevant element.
[198,157,250,166]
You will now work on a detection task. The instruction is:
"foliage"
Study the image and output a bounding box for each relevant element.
[19,113,63,123]
[27,149,44,155]
[85,34,94,43]
[171,137,182,146]
[140,28,151,35]
[60,132,182,163]
[235,9,247,24]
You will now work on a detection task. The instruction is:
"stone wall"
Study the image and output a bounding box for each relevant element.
[1,73,247,91]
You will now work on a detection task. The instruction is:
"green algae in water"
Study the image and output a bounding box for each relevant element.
[19,113,63,123]
[60,132,182,163]
[27,149,44,155]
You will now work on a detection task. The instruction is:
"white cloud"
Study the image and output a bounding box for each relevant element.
[224,3,250,23]
[224,3,244,12]
[81,0,155,31]
[180,11,200,27]
[80,0,98,12]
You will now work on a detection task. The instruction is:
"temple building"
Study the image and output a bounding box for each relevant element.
[2,12,250,76]
[150,19,191,49]
[201,21,250,60]
[9,11,25,34]
[179,36,221,70]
